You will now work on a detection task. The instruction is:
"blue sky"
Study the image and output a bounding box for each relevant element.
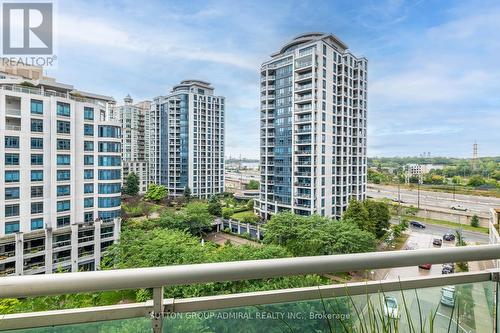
[48,0,500,158]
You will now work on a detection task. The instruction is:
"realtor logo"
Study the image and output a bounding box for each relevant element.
[2,2,53,55]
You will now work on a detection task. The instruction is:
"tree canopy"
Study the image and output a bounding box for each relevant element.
[123,172,140,196]
[144,184,168,202]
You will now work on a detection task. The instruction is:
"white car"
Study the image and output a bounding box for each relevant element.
[440,286,455,307]
[450,205,467,211]
[383,296,400,319]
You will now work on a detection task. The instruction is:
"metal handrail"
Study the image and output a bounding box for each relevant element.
[0,244,499,299]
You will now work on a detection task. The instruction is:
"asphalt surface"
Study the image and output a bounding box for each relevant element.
[368,184,499,217]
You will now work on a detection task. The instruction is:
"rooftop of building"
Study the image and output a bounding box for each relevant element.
[271,32,349,57]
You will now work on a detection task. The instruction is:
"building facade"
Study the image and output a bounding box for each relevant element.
[256,33,367,220]
[0,63,121,276]
[151,80,225,198]
[115,95,150,193]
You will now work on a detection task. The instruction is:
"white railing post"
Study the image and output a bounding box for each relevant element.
[151,287,164,333]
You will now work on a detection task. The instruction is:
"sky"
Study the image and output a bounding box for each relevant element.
[47,0,500,158]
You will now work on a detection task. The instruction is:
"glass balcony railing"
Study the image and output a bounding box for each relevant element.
[0,245,499,332]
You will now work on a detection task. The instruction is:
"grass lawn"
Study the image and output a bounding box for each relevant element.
[400,215,489,234]
[230,210,258,223]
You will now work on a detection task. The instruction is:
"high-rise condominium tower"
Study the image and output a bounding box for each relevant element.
[115,95,151,193]
[256,33,367,220]
[0,62,122,276]
[151,80,225,198]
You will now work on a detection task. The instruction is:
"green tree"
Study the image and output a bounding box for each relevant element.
[123,172,140,196]
[342,199,374,234]
[144,184,168,202]
[246,180,259,190]
[207,195,222,216]
[183,202,214,236]
[470,215,480,228]
[324,221,376,254]
[246,199,254,210]
[183,186,192,202]
[364,200,391,239]
[467,175,485,187]
[451,176,462,185]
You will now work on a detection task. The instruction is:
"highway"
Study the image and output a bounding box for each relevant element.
[368,184,499,217]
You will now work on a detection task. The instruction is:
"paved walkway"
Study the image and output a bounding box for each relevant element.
[204,232,261,246]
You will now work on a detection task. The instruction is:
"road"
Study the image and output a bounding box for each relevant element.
[368,184,499,217]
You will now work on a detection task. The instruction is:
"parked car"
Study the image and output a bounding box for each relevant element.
[409,220,426,228]
[442,263,455,274]
[440,286,455,306]
[392,198,404,203]
[433,238,443,246]
[443,233,456,241]
[418,263,432,270]
[450,205,467,211]
[383,296,400,319]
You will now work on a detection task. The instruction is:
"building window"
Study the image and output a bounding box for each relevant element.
[31,202,43,214]
[84,183,94,194]
[98,183,121,194]
[98,156,121,166]
[5,170,20,183]
[84,141,94,151]
[57,102,70,117]
[84,169,94,180]
[5,204,20,217]
[31,100,43,114]
[57,200,71,212]
[56,170,71,181]
[5,221,20,234]
[31,119,43,132]
[57,154,71,165]
[31,170,44,181]
[57,185,70,197]
[57,120,71,134]
[84,124,94,136]
[98,196,121,208]
[84,212,94,223]
[5,136,19,148]
[84,107,94,120]
[98,169,121,180]
[31,186,43,198]
[5,153,19,165]
[31,137,43,149]
[5,187,20,200]
[57,216,70,228]
[84,155,94,166]
[98,210,120,220]
[57,139,71,150]
[98,126,121,138]
[31,154,43,165]
[84,197,94,208]
[98,142,121,152]
[31,218,43,230]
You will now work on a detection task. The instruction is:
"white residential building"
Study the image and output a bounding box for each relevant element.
[256,33,368,220]
[115,95,150,193]
[151,80,225,198]
[0,62,121,276]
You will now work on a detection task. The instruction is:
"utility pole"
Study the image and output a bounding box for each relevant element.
[417,182,420,209]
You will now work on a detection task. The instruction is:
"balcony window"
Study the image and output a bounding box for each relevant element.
[56,170,70,181]
[57,139,71,150]
[31,202,43,214]
[98,196,121,208]
[5,170,20,183]
[84,183,94,194]
[57,185,70,197]
[84,155,94,166]
[57,200,71,212]
[31,119,43,132]
[57,120,71,134]
[31,218,43,230]
[31,99,43,114]
[5,204,20,217]
[31,186,43,198]
[31,137,43,149]
[5,136,19,148]
[5,221,20,234]
[57,154,70,165]
[31,154,43,165]
[98,209,120,220]
[98,169,121,180]
[84,197,94,208]
[84,124,94,136]
[98,183,121,194]
[98,125,121,138]
[84,169,94,180]
[57,216,70,228]
[31,170,44,182]
[84,212,94,223]
[98,156,121,166]
[84,107,94,120]
[5,187,20,200]
[98,142,121,152]
[56,102,70,117]
[84,141,94,151]
[5,153,19,165]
